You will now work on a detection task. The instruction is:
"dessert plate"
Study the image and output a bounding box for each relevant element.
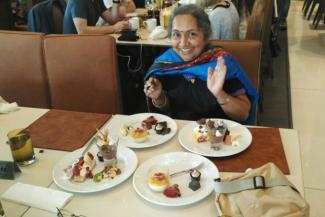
[133,152,219,206]
[108,113,178,148]
[52,145,137,193]
[178,119,252,157]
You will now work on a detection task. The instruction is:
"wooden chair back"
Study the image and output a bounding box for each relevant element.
[43,34,121,114]
[0,30,50,108]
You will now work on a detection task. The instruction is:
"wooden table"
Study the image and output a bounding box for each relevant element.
[0,107,304,217]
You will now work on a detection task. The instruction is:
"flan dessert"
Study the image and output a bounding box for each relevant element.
[130,128,148,143]
[147,172,170,192]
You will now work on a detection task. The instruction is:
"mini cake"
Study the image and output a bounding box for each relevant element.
[83,152,96,169]
[210,129,224,150]
[154,121,167,134]
[120,124,132,136]
[130,128,148,143]
[188,169,201,191]
[142,116,158,130]
[193,125,210,143]
[154,121,171,135]
[147,172,169,192]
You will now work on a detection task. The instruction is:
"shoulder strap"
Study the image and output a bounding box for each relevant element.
[214,175,298,194]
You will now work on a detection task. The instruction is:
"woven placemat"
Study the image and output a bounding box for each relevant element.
[26,109,111,151]
[209,127,290,174]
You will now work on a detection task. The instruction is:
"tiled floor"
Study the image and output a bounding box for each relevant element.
[288,1,325,216]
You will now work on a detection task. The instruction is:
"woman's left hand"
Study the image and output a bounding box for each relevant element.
[207,56,227,98]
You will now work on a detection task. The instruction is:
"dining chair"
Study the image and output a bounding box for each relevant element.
[0,30,51,108]
[43,34,122,114]
[245,0,273,114]
[27,0,66,34]
[312,0,325,29]
[307,0,320,20]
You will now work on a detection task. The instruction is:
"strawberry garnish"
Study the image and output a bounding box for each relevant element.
[163,184,181,198]
[87,152,94,160]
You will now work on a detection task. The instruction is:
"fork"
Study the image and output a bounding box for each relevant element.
[170,162,204,177]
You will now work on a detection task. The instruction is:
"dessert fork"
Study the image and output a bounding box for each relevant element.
[170,162,204,177]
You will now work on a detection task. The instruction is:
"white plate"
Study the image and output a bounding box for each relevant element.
[52,145,137,193]
[178,119,252,157]
[109,113,177,149]
[133,152,219,206]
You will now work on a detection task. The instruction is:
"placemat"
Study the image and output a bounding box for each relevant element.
[210,127,290,174]
[26,109,111,152]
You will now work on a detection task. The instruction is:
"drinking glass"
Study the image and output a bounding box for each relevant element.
[7,128,36,166]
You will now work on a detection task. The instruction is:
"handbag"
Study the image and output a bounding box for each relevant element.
[214,163,309,217]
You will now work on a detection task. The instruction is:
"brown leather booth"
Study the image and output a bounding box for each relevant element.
[210,40,262,90]
[43,35,121,114]
[0,31,50,108]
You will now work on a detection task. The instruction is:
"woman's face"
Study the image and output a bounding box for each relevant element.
[171,14,207,61]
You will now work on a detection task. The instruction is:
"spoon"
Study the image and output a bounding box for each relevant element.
[170,162,204,177]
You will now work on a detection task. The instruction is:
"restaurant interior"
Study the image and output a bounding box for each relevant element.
[1,0,325,216]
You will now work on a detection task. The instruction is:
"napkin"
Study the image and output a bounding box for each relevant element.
[0,96,19,114]
[149,26,168,40]
[1,183,73,213]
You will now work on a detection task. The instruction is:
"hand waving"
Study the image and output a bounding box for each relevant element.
[207,56,227,98]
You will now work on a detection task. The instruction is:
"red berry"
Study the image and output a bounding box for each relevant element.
[163,185,181,198]
[72,165,80,176]
[87,152,94,160]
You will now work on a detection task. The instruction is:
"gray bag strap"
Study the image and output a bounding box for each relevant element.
[214,175,298,194]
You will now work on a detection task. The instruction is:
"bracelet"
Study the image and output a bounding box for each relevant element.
[113,0,121,3]
[152,94,167,108]
[217,97,230,106]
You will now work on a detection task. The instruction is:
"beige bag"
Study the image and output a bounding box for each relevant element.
[214,163,309,217]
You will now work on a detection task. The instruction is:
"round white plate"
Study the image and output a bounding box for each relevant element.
[52,145,137,193]
[133,152,219,206]
[178,119,252,157]
[109,113,177,148]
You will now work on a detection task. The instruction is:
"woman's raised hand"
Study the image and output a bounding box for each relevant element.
[207,56,227,98]
[144,77,162,100]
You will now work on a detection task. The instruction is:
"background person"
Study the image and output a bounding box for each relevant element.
[96,0,136,26]
[278,0,290,30]
[143,4,258,124]
[63,0,135,34]
[207,0,239,40]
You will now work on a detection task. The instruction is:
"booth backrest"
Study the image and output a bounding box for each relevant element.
[43,34,121,114]
[0,31,50,108]
[210,40,262,90]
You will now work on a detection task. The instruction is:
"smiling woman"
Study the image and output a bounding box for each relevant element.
[143,4,258,124]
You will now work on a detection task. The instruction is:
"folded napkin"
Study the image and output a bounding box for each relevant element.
[0,96,19,114]
[1,183,73,213]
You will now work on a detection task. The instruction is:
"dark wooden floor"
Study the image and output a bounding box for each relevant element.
[257,29,293,129]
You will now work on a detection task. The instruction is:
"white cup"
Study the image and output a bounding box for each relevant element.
[129,17,140,30]
[144,18,157,33]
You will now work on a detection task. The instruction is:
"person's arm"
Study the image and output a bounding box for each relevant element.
[213,90,251,121]
[73,17,130,34]
[144,77,170,111]
[207,56,251,121]
[101,0,135,24]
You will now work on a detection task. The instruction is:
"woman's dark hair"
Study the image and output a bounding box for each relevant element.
[167,4,212,40]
